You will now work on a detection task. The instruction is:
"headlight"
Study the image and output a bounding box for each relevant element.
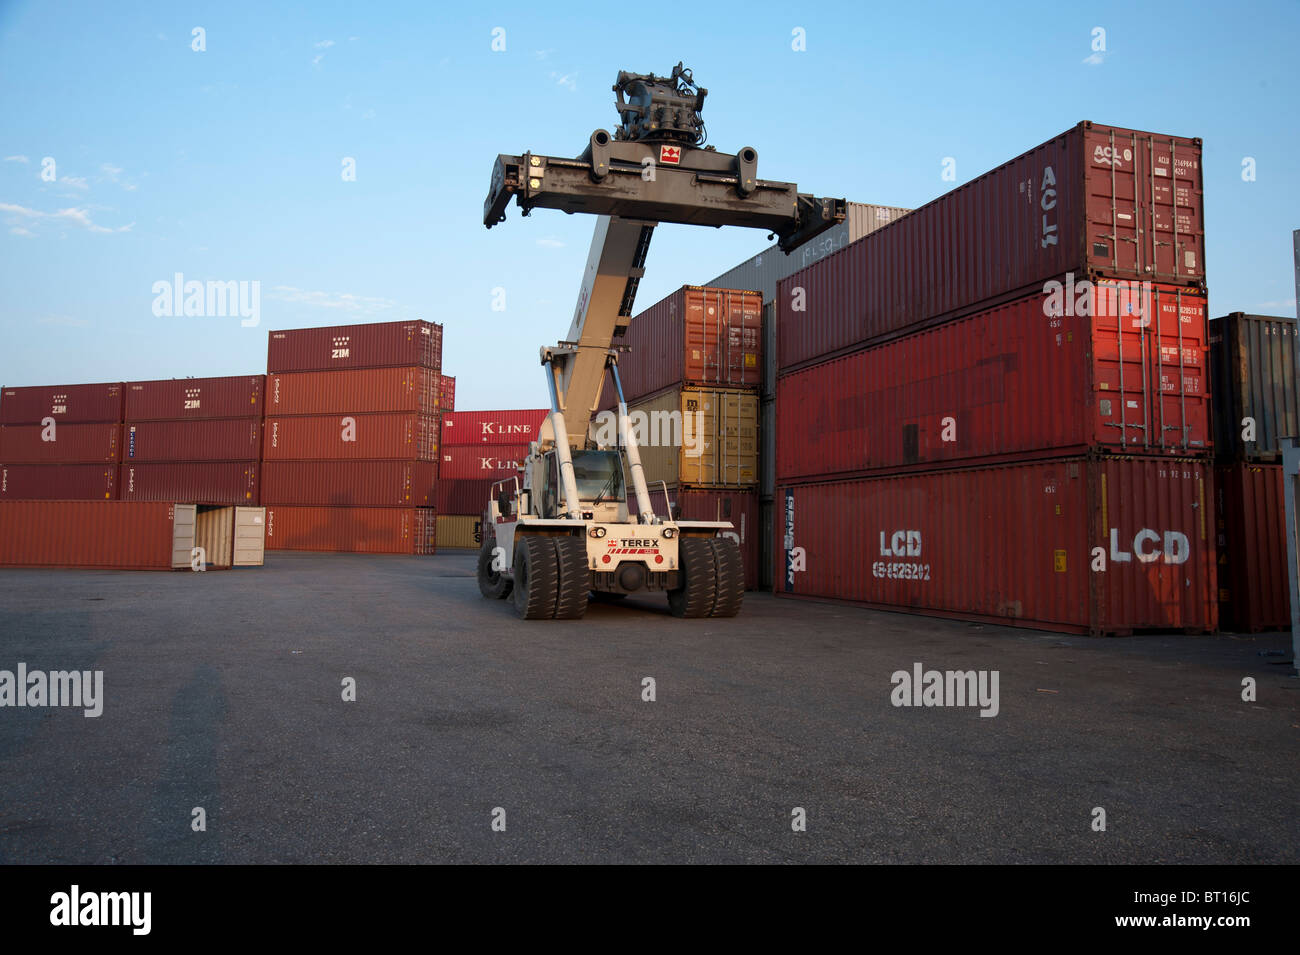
[661,527,675,538]
[589,526,607,538]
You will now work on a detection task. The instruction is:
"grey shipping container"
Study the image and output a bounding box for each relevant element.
[1209,313,1300,460]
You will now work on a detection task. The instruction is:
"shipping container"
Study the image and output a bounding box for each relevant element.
[119,462,259,505]
[267,320,443,373]
[267,367,440,417]
[261,460,437,507]
[1209,313,1300,461]
[1,501,184,570]
[775,455,1216,636]
[265,505,436,554]
[262,413,439,461]
[436,514,482,549]
[440,409,547,446]
[440,375,456,412]
[125,375,264,420]
[0,421,120,464]
[648,485,759,590]
[1215,463,1289,631]
[608,286,764,402]
[438,444,530,482]
[0,382,123,425]
[437,478,496,515]
[777,121,1205,373]
[619,387,759,488]
[1,464,117,500]
[123,418,262,462]
[777,280,1210,483]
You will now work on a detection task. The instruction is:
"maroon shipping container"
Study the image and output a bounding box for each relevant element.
[0,422,121,464]
[775,456,1216,636]
[263,413,439,461]
[437,478,495,515]
[123,418,262,462]
[267,367,440,417]
[440,375,456,413]
[265,505,436,554]
[649,485,759,590]
[777,280,1210,482]
[261,460,437,507]
[1216,463,1289,631]
[119,462,258,505]
[125,375,264,420]
[0,501,182,569]
[439,444,530,481]
[267,320,443,373]
[609,286,763,402]
[0,382,123,425]
[1,464,117,500]
[440,410,547,447]
[777,122,1205,372]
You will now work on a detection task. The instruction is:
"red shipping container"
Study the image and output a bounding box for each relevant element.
[261,460,437,507]
[125,375,264,420]
[266,367,440,417]
[1,464,117,500]
[263,413,439,461]
[439,444,529,481]
[775,456,1216,636]
[0,382,123,425]
[123,418,262,462]
[1215,463,1289,631]
[265,505,436,554]
[609,286,763,402]
[777,281,1210,482]
[437,478,495,515]
[0,422,120,463]
[649,485,759,590]
[267,320,443,373]
[440,375,456,412]
[777,122,1205,372]
[119,462,258,504]
[440,411,546,447]
[0,501,182,569]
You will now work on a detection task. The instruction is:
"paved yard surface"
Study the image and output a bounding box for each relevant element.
[0,551,1295,864]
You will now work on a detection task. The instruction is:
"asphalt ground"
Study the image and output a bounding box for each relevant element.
[0,551,1295,864]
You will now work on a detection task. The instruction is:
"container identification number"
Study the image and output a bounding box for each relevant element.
[873,561,931,581]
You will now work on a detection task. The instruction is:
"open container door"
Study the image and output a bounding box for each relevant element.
[233,506,266,566]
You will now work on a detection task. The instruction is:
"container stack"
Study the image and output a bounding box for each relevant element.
[118,376,263,505]
[598,285,764,588]
[773,121,1217,635]
[436,409,547,548]
[703,201,911,588]
[0,382,123,500]
[262,320,443,554]
[1209,313,1299,631]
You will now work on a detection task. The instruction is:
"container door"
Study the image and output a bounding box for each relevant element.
[171,503,196,568]
[1148,286,1210,452]
[233,506,266,566]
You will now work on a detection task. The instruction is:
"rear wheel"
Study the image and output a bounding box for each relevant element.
[552,537,590,620]
[709,538,744,618]
[477,538,512,599]
[668,537,718,618]
[512,535,558,619]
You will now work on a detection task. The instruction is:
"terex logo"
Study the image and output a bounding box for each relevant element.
[879,530,922,557]
[612,539,658,548]
[1110,528,1189,564]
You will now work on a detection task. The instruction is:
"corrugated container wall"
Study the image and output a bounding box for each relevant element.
[119,462,258,505]
[440,410,547,447]
[265,506,437,554]
[267,320,443,373]
[1209,313,1300,460]
[261,461,437,507]
[267,368,440,417]
[437,514,482,549]
[1,464,117,500]
[125,375,264,420]
[777,122,1205,372]
[0,501,181,570]
[440,375,456,412]
[775,456,1216,636]
[123,418,262,462]
[437,479,496,515]
[1215,463,1289,631]
[439,445,530,482]
[0,382,124,425]
[776,281,1210,483]
[263,413,439,461]
[0,422,121,463]
[625,387,758,488]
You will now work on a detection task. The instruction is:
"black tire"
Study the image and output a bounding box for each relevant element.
[709,537,744,618]
[668,537,718,618]
[552,537,590,620]
[477,538,512,599]
[512,535,558,619]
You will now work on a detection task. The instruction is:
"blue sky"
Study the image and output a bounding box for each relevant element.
[2,0,1297,410]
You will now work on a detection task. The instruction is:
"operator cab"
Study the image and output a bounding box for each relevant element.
[539,448,627,522]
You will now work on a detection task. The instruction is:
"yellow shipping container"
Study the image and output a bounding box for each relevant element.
[437,514,482,549]
[625,386,758,488]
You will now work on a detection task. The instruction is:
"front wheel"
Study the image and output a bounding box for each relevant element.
[477,538,512,599]
[667,537,718,618]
